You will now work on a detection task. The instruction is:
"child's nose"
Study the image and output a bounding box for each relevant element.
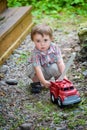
[41,42,45,46]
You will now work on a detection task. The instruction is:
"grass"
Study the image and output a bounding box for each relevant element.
[32,9,87,30]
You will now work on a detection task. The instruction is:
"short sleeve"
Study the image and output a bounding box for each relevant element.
[30,51,41,67]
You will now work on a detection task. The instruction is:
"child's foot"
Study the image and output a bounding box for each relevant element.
[30,82,43,93]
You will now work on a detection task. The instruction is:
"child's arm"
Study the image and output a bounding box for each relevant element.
[34,66,51,88]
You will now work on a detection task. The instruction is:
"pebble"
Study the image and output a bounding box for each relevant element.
[0,73,5,79]
[56,126,67,130]
[82,61,87,66]
[82,70,87,77]
[20,123,32,130]
[15,127,21,130]
[8,112,15,119]
[0,65,9,74]
[84,91,87,96]
[0,80,7,86]
[62,113,68,120]
[5,79,18,85]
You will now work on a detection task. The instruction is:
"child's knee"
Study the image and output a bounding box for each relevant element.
[50,64,60,77]
[26,63,35,78]
[51,64,58,72]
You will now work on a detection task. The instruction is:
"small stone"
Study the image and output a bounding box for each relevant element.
[5,79,18,85]
[82,62,87,66]
[74,46,80,51]
[15,127,21,130]
[14,50,23,55]
[8,113,15,119]
[62,114,68,120]
[0,90,6,96]
[0,81,6,86]
[0,73,4,79]
[56,126,67,130]
[82,70,87,77]
[20,123,32,130]
[84,91,87,96]
[0,65,9,74]
[75,125,84,130]
[14,54,20,58]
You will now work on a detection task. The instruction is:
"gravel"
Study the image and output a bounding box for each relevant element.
[0,26,87,130]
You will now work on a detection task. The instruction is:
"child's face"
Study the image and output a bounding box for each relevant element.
[33,33,52,51]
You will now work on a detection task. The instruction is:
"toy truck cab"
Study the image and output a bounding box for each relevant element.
[50,79,81,107]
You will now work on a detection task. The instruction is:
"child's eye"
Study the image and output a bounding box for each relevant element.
[44,39,48,42]
[36,40,40,43]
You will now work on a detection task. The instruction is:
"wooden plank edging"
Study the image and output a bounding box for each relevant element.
[0,6,32,40]
[0,22,34,65]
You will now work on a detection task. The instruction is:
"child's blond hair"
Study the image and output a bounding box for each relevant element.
[31,23,53,41]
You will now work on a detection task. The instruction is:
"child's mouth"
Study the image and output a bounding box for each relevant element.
[41,47,45,50]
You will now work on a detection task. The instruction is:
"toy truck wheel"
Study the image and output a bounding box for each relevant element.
[57,97,63,108]
[50,93,55,103]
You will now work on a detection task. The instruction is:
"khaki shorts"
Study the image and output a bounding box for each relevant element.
[26,63,61,80]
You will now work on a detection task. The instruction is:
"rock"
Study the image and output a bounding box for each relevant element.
[84,91,87,96]
[14,50,24,55]
[14,54,21,58]
[78,22,87,45]
[5,79,18,85]
[0,81,7,86]
[77,22,87,62]
[15,127,21,130]
[20,123,32,130]
[56,126,67,130]
[76,47,87,62]
[82,62,87,66]
[62,114,68,120]
[8,112,15,119]
[75,125,84,130]
[74,46,80,52]
[0,65,9,74]
[82,70,87,77]
[0,73,5,79]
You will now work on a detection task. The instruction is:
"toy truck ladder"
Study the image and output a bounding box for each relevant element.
[58,52,76,81]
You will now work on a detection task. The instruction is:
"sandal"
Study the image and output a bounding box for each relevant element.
[30,82,43,93]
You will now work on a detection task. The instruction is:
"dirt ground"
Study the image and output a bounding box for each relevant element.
[0,16,87,130]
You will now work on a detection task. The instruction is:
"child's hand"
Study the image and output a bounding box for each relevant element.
[43,80,51,88]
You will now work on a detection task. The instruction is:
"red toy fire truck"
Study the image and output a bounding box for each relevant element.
[50,53,81,107]
[50,79,81,107]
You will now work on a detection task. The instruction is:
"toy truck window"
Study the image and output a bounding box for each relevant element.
[70,86,74,90]
[64,88,69,91]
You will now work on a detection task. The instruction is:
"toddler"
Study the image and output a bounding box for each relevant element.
[27,23,66,93]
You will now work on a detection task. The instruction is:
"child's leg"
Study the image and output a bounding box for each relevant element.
[26,63,60,81]
[26,63,51,81]
[26,63,39,82]
[44,63,61,80]
[32,74,40,82]
[26,63,43,93]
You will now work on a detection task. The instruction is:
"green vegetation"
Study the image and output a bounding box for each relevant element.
[16,53,28,64]
[7,0,87,19]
